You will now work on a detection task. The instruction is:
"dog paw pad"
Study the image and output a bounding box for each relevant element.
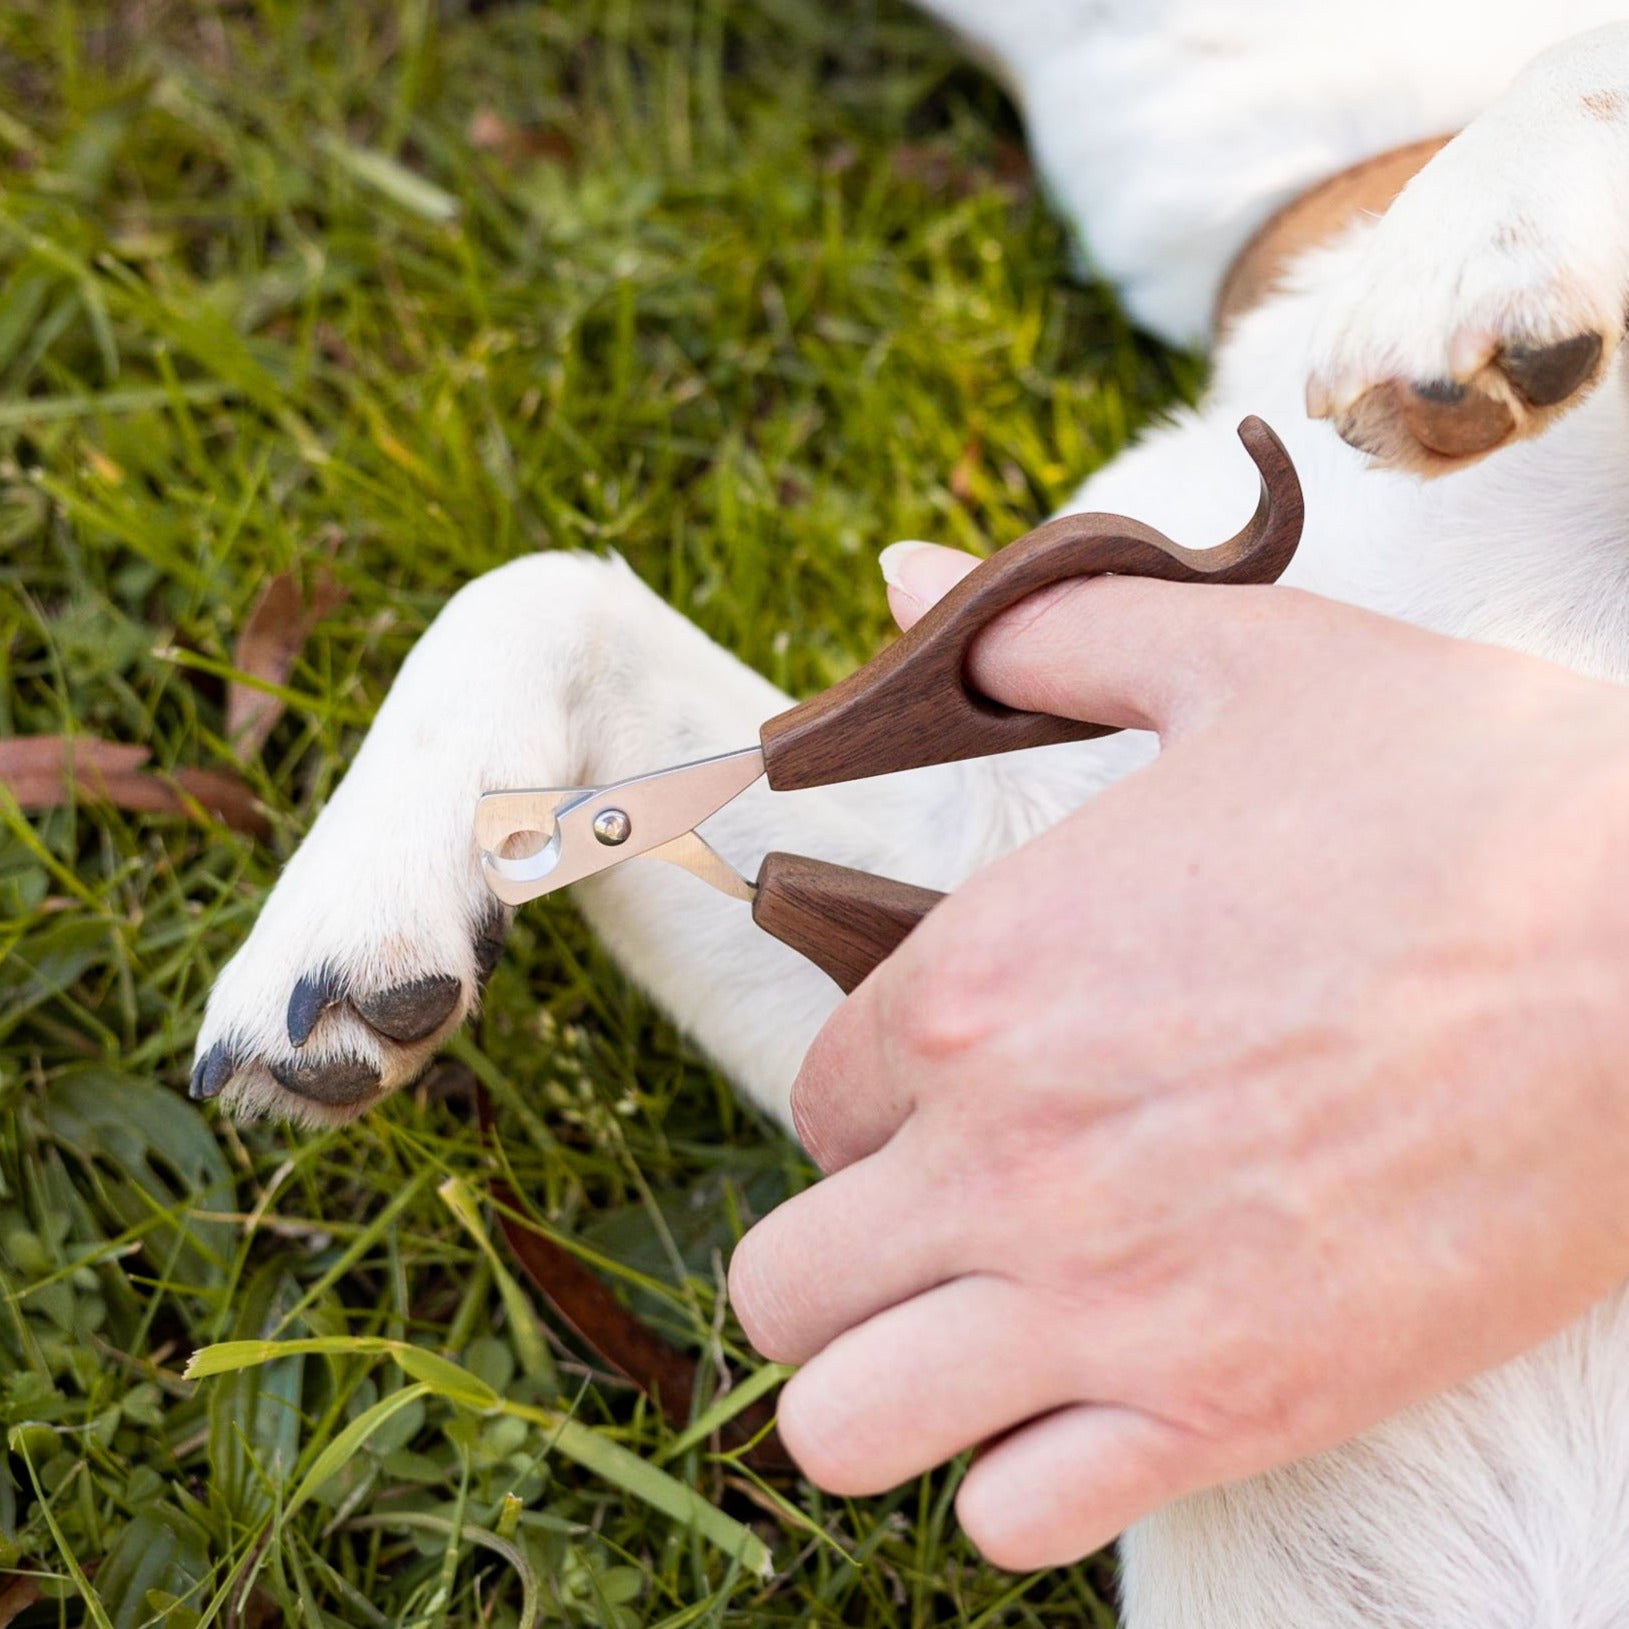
[269,1055,382,1107]
[1499,331,1603,406]
[1318,324,1612,473]
[352,974,463,1043]
[1400,377,1516,459]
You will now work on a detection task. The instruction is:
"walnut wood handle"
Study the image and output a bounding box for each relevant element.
[752,852,945,993]
[759,416,1303,791]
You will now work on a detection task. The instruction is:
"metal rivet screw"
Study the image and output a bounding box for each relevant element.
[593,808,632,846]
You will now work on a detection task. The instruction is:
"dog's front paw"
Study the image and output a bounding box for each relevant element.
[189,551,693,1122]
[1305,40,1629,473]
[191,578,532,1123]
[193,803,509,1122]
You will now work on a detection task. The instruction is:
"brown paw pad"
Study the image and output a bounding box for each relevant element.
[1336,377,1515,465]
[1331,326,1609,471]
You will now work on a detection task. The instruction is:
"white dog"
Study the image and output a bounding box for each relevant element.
[193,7,1629,1624]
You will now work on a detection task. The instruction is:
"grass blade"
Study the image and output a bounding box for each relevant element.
[437,1175,558,1388]
[658,1362,793,1465]
[287,1382,432,1519]
[187,1336,498,1408]
[186,1339,774,1572]
[318,134,460,223]
[503,1400,774,1577]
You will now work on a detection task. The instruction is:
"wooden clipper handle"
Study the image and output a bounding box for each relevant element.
[752,853,945,994]
[758,416,1304,792]
[748,419,1303,991]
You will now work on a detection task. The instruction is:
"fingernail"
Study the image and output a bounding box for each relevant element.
[878,541,935,605]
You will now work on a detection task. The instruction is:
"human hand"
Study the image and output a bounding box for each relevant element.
[728,545,1629,1570]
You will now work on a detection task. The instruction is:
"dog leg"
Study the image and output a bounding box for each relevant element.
[914,0,1629,345]
[1306,23,1629,474]
[194,551,1134,1127]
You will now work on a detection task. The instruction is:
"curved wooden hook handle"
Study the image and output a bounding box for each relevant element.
[759,416,1304,791]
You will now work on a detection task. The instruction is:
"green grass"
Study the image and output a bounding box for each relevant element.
[0,1,1194,1623]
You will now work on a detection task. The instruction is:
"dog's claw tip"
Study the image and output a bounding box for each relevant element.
[288,966,345,1048]
[190,1044,234,1101]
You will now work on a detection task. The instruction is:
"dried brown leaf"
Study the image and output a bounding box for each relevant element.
[0,735,269,838]
[469,1081,791,1473]
[228,568,346,759]
[0,735,149,804]
[889,137,1032,200]
[0,1578,41,1629]
[492,1179,794,1474]
[467,106,575,166]
[491,1179,699,1419]
[171,767,273,837]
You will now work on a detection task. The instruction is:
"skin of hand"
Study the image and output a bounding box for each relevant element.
[726,542,1629,1571]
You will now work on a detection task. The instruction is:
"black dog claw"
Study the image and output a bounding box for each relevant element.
[352,974,463,1043]
[190,1044,236,1101]
[270,1055,382,1106]
[289,966,462,1049]
[473,908,509,984]
[288,966,346,1047]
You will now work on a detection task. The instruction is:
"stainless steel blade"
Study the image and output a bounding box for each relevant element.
[646,829,757,903]
[477,745,765,906]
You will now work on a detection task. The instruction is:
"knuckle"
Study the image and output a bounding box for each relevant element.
[788,1054,841,1173]
[885,953,996,1071]
[957,1126,1049,1219]
[922,1088,1081,1224]
[1162,1334,1305,1456]
[726,1234,802,1363]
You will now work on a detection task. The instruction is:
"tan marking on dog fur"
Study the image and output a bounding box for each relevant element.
[1583,88,1625,119]
[1215,135,1455,335]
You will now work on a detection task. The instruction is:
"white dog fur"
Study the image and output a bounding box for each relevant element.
[195,7,1629,1625]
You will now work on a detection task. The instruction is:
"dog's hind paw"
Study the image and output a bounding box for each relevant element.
[1304,31,1629,474]
[1309,331,1611,472]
